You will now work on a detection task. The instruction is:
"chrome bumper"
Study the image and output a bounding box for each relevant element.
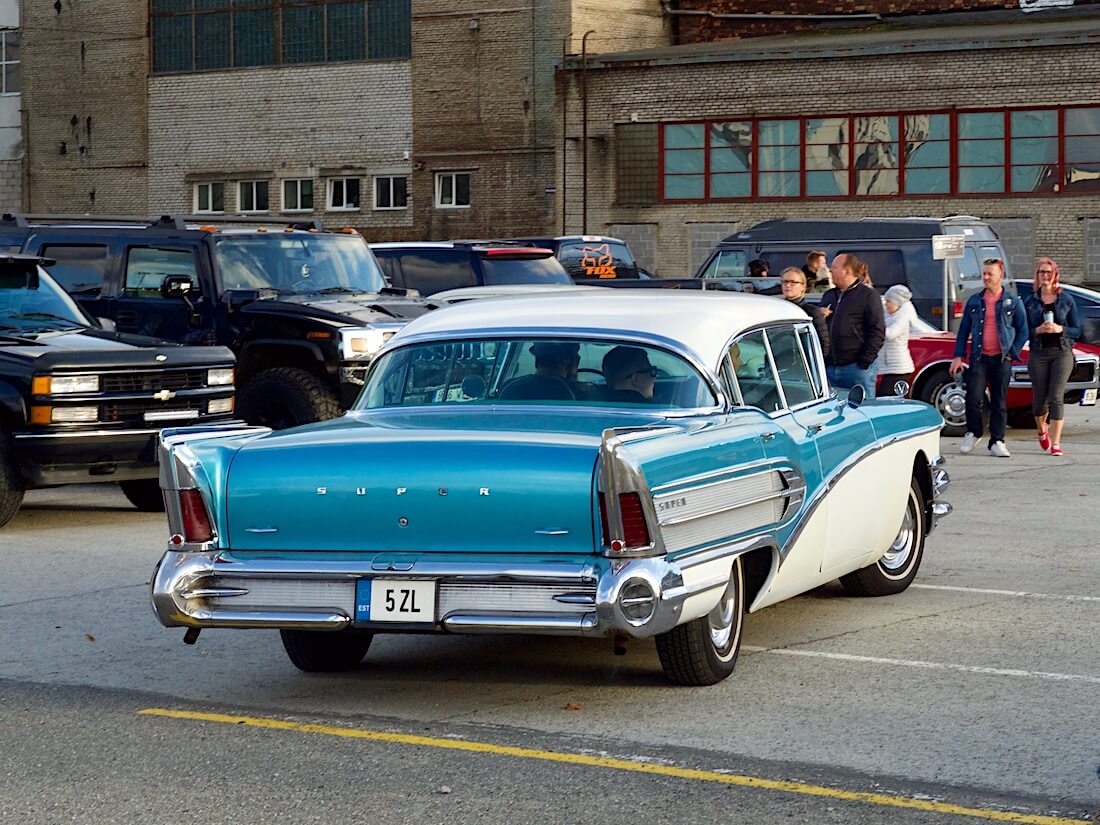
[151,538,767,639]
[929,454,952,532]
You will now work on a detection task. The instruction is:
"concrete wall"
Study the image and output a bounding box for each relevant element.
[561,40,1100,281]
[148,63,413,236]
[22,0,147,213]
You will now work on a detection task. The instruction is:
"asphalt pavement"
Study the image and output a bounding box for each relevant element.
[1,406,1098,824]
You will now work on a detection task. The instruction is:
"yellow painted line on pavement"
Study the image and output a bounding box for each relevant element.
[138,708,1087,825]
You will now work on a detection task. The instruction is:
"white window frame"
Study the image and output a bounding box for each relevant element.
[0,31,19,96]
[193,181,225,214]
[237,180,270,214]
[281,178,314,213]
[327,177,361,211]
[373,175,409,210]
[435,172,471,209]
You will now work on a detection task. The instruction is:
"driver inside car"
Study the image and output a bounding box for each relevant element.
[499,341,591,401]
[602,345,657,403]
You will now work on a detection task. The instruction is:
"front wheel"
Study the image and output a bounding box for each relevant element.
[238,367,343,430]
[0,426,24,528]
[840,477,926,597]
[655,556,745,686]
[280,629,373,672]
[119,479,166,512]
[918,368,967,437]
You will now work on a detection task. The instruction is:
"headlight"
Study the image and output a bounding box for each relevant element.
[206,368,235,387]
[49,406,100,423]
[207,397,235,415]
[33,375,100,394]
[339,327,394,359]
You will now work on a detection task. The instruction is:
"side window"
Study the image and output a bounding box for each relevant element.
[557,241,637,279]
[797,325,825,397]
[40,244,109,296]
[957,248,982,281]
[839,248,905,289]
[767,326,817,407]
[373,251,400,287]
[396,250,475,295]
[979,245,1004,276]
[698,249,747,279]
[123,247,199,298]
[729,330,782,413]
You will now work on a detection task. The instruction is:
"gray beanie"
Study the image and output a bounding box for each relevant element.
[884,284,913,306]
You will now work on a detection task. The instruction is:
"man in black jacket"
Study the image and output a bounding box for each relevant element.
[779,267,830,359]
[820,253,885,397]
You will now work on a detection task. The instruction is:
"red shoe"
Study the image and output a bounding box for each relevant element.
[1037,430,1051,452]
[1051,444,1063,456]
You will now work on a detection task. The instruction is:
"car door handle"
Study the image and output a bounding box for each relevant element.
[760,431,777,442]
[806,423,824,434]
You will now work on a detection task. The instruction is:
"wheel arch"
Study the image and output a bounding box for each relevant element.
[743,543,779,614]
[237,340,329,385]
[911,360,953,400]
[911,450,934,527]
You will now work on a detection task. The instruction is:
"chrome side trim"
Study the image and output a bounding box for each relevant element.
[650,457,777,493]
[441,614,600,635]
[14,428,162,440]
[659,486,802,527]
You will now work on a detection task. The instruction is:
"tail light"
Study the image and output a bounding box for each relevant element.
[931,301,964,319]
[599,491,651,553]
[175,489,214,544]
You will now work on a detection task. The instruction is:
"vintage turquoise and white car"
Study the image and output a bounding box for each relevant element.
[151,292,951,685]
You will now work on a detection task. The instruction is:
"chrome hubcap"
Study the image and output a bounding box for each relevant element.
[882,502,915,571]
[709,584,737,652]
[934,382,967,427]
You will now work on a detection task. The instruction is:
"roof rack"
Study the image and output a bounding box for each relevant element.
[1,213,164,227]
[0,213,328,232]
[179,214,325,231]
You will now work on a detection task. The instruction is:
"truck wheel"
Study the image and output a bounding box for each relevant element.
[839,477,926,597]
[280,629,373,672]
[0,426,24,528]
[655,556,745,686]
[119,479,166,512]
[238,367,343,430]
[918,368,967,437]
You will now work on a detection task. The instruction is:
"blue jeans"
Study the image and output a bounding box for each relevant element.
[966,354,1011,445]
[827,362,878,399]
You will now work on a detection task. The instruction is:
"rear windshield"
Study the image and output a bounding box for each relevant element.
[214,234,387,294]
[480,256,573,286]
[360,337,716,410]
[556,241,638,279]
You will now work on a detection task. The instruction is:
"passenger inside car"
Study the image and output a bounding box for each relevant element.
[602,345,657,403]
[498,341,583,401]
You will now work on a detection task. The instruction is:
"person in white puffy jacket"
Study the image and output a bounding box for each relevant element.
[875,284,916,397]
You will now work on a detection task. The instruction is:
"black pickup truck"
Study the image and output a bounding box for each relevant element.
[0,255,237,527]
[0,215,435,430]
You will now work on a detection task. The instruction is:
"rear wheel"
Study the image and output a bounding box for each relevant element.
[655,556,745,686]
[280,629,373,672]
[0,426,24,528]
[840,477,926,597]
[238,367,343,430]
[119,479,166,512]
[918,368,967,437]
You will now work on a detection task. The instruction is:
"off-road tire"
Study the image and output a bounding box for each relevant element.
[655,556,745,686]
[119,478,166,512]
[238,367,343,430]
[0,426,24,528]
[840,477,926,597]
[280,629,373,672]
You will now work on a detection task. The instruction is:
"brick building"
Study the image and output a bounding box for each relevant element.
[560,2,1100,283]
[0,0,19,212]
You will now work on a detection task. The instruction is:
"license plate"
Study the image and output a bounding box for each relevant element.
[1082,388,1098,406]
[355,579,435,623]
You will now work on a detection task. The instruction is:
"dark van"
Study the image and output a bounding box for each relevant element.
[694,216,1010,330]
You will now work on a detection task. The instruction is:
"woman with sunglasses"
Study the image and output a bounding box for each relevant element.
[1024,257,1080,456]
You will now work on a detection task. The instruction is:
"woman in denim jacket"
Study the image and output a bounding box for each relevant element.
[1024,257,1080,456]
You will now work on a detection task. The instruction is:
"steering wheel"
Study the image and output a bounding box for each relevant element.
[577,368,604,378]
[289,279,313,292]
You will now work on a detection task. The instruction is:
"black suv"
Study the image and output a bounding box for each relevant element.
[507,234,644,281]
[369,241,573,296]
[0,254,236,526]
[0,215,434,429]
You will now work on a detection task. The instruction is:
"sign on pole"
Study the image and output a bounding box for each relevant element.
[932,234,966,260]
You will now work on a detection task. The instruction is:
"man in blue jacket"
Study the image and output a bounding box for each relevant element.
[949,258,1028,457]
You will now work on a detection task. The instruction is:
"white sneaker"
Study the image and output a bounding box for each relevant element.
[989,440,1011,458]
[959,433,977,454]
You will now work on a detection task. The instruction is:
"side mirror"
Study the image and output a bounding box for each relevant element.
[160,274,194,300]
[96,316,116,332]
[847,384,866,409]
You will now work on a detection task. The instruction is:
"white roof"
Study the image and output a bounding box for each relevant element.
[388,290,808,368]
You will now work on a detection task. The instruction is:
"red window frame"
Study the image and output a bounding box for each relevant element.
[657,104,1100,203]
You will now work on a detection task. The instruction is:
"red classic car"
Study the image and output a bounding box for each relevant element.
[886,315,1100,436]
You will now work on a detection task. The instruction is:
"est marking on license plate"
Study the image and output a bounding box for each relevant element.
[1081,388,1098,406]
[356,579,436,623]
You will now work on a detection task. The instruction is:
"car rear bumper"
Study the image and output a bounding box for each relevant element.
[151,536,772,639]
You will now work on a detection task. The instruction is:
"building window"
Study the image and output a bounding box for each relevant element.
[282,179,314,212]
[328,178,361,210]
[238,180,270,213]
[194,182,225,214]
[374,176,408,209]
[0,31,20,95]
[659,104,1100,201]
[435,172,471,208]
[151,0,411,75]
